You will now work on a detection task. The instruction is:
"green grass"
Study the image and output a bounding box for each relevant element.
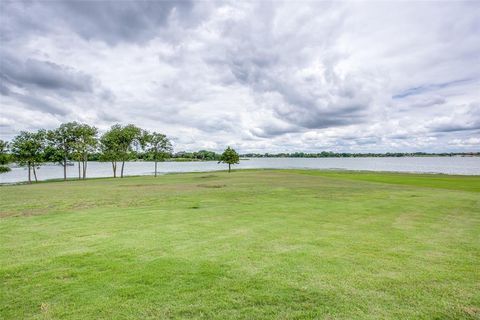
[0,169,479,319]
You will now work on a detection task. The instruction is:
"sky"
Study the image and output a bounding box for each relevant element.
[0,1,479,153]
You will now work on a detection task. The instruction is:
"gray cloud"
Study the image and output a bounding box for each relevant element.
[433,123,480,133]
[428,103,480,133]
[218,23,372,131]
[272,92,369,130]
[60,1,196,45]
[392,78,475,99]
[250,123,301,139]
[0,49,113,122]
[14,94,69,116]
[0,1,196,45]
[0,82,10,96]
[408,96,446,108]
[430,120,480,133]
[0,53,93,93]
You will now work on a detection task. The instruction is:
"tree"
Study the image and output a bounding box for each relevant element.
[141,131,172,177]
[72,124,98,179]
[194,150,219,161]
[11,130,46,183]
[218,146,240,173]
[100,127,120,178]
[0,139,11,174]
[46,122,79,181]
[118,124,142,178]
[100,124,142,178]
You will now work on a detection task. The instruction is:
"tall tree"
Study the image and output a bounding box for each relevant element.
[141,131,172,177]
[118,124,142,178]
[46,122,79,181]
[100,124,142,178]
[72,124,98,179]
[218,146,240,173]
[100,125,122,178]
[11,130,46,183]
[0,139,11,174]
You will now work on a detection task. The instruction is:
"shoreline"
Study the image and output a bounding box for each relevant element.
[2,168,480,186]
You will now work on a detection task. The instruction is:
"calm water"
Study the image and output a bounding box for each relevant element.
[1,157,479,183]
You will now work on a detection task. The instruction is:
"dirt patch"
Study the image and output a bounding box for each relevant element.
[197,175,218,179]
[118,184,159,188]
[464,306,480,317]
[197,184,226,188]
[40,302,49,313]
[0,208,48,218]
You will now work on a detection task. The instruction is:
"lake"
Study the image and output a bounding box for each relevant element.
[1,157,479,183]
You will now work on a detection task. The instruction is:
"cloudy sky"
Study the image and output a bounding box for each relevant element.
[0,1,479,153]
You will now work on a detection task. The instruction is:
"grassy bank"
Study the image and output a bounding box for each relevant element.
[1,170,479,319]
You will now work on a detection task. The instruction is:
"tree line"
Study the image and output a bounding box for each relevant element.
[0,122,241,183]
[243,151,479,158]
[0,122,172,183]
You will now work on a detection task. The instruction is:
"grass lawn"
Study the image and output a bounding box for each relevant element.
[1,169,479,319]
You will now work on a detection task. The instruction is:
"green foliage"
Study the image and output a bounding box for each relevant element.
[141,131,172,176]
[193,150,219,161]
[218,146,240,172]
[0,166,10,173]
[99,125,121,162]
[10,130,46,167]
[72,123,98,161]
[141,131,172,161]
[172,150,220,161]
[0,139,11,173]
[45,122,98,179]
[10,130,46,182]
[0,170,479,319]
[100,124,142,177]
[100,124,142,161]
[46,122,79,165]
[72,123,98,179]
[242,151,480,158]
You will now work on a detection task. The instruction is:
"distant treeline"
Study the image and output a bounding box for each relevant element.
[241,152,480,158]
[85,150,221,162]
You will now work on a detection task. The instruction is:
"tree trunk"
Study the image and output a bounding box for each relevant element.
[78,161,81,179]
[228,163,231,173]
[83,154,87,179]
[155,161,157,177]
[121,161,125,178]
[33,165,38,182]
[112,161,116,178]
[63,157,67,181]
[28,163,31,184]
